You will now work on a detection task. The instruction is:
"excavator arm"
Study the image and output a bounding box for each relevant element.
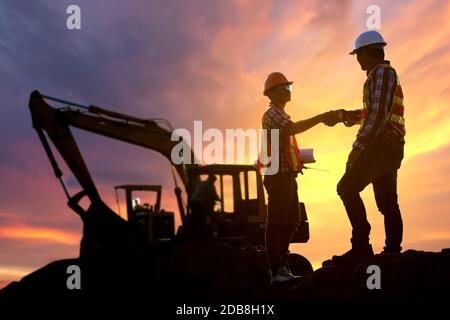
[28,90,198,224]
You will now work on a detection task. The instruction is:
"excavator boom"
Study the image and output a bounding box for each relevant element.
[28,91,197,224]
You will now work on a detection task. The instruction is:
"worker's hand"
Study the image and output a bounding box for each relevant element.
[343,110,361,127]
[322,110,344,127]
[321,111,338,126]
[346,148,362,170]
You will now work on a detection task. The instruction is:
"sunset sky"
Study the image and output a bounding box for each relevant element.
[1,0,450,288]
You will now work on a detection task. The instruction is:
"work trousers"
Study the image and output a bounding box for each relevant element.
[188,201,209,239]
[337,136,404,252]
[264,172,299,272]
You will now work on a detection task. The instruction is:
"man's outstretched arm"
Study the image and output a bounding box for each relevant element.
[284,111,338,135]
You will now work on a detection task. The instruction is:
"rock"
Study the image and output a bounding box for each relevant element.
[271,249,450,300]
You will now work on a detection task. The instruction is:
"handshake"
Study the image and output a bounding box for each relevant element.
[321,109,360,127]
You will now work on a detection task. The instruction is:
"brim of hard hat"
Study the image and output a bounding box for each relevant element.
[349,42,387,55]
[263,81,293,95]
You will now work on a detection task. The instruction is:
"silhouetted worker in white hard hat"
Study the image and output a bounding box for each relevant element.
[258,72,338,284]
[323,30,406,266]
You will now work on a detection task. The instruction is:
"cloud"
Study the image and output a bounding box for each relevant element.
[0,225,79,246]
[0,0,449,284]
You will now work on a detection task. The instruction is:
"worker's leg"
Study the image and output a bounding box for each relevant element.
[337,165,373,249]
[264,174,292,273]
[373,169,403,252]
[280,175,299,268]
[337,139,399,247]
[336,144,388,249]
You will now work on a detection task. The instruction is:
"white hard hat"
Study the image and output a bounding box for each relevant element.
[349,30,386,55]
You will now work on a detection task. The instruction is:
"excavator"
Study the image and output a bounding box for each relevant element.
[28,90,312,274]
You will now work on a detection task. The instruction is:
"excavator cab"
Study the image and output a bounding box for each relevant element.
[114,185,175,243]
[187,165,309,245]
[187,165,260,242]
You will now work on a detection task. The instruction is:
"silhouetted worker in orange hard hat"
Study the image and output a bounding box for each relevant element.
[322,30,406,266]
[259,72,337,284]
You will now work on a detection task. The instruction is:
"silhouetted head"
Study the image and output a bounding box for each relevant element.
[263,72,292,108]
[356,45,385,71]
[349,30,386,71]
[207,174,217,182]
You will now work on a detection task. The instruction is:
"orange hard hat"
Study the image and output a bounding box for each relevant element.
[263,72,293,95]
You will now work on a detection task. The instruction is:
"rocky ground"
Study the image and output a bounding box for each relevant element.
[2,240,449,307]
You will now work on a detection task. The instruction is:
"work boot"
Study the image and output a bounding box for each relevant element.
[381,246,402,254]
[380,247,401,256]
[283,264,295,278]
[322,244,374,267]
[270,265,295,284]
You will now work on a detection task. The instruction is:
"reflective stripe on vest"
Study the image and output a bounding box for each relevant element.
[286,135,302,171]
[360,64,406,136]
[256,131,302,174]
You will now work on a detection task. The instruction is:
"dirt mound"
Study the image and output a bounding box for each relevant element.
[2,246,450,306]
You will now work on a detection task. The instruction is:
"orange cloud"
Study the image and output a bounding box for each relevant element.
[0,225,80,246]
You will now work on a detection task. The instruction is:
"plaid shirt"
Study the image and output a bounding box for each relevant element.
[262,104,293,173]
[353,61,397,151]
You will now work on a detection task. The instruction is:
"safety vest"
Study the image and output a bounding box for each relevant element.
[360,64,406,136]
[256,108,303,175]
